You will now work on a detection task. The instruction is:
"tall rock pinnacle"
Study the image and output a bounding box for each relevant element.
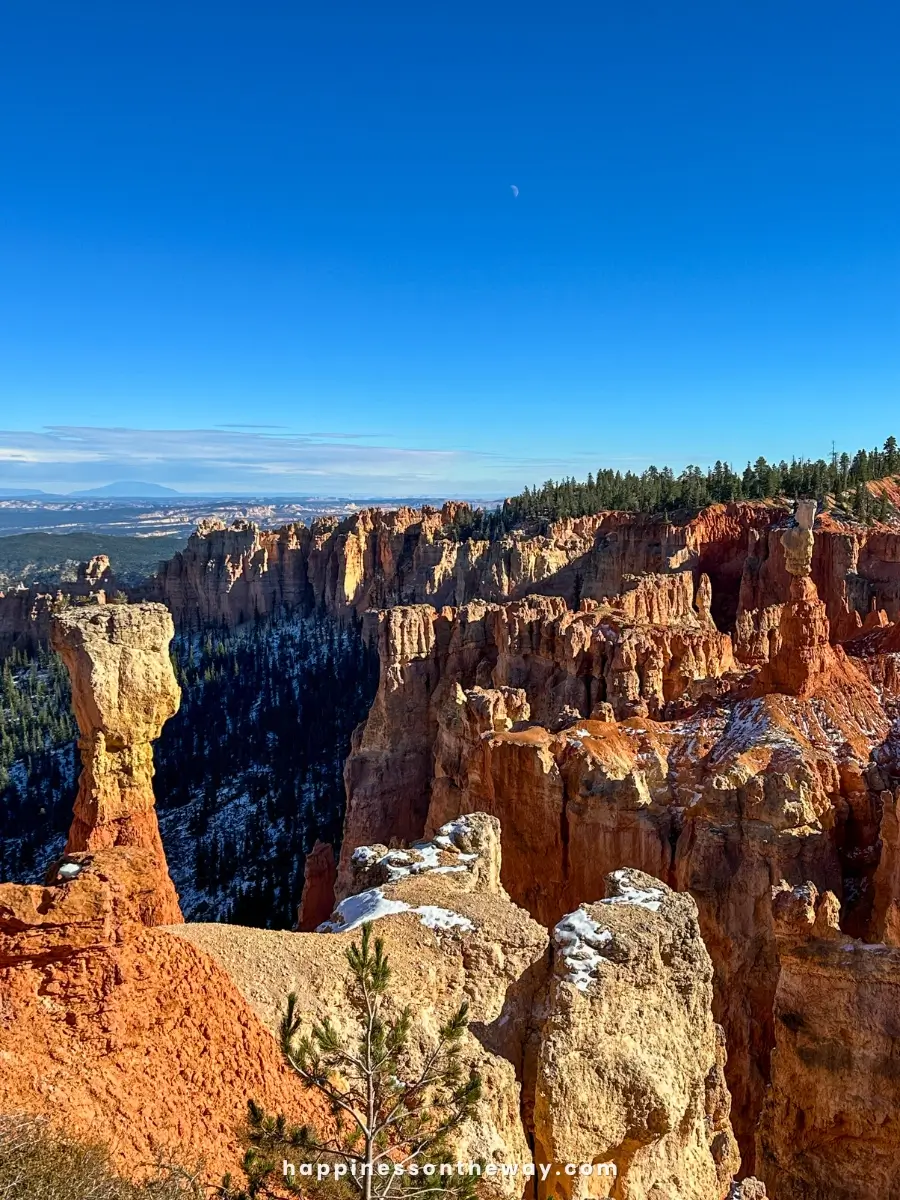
[756,500,856,698]
[50,601,182,922]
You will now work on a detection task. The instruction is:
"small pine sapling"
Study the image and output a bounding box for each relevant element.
[224,922,482,1199]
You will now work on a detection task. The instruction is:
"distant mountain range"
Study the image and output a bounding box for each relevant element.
[0,482,183,499]
[71,482,183,498]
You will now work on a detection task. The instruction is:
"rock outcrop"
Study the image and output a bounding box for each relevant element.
[0,586,61,651]
[534,869,739,1200]
[175,817,745,1199]
[752,505,876,700]
[176,814,550,1198]
[0,852,328,1182]
[50,602,182,924]
[757,881,900,1199]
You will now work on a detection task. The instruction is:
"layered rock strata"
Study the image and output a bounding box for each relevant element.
[152,501,900,655]
[50,602,182,924]
[341,588,736,891]
[339,505,896,1168]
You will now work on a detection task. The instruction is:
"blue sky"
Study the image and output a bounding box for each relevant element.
[0,1,898,495]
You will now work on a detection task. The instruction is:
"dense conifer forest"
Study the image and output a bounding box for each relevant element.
[0,611,378,928]
[452,435,900,538]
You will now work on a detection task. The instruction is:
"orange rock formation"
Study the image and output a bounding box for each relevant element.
[0,855,326,1182]
[50,602,182,924]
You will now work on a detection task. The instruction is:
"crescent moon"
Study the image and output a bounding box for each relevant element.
[510,185,519,197]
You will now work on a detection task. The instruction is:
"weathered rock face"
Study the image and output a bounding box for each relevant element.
[750,510,879,700]
[425,685,890,1164]
[0,848,181,960]
[50,602,182,924]
[0,853,327,1183]
[154,502,851,637]
[754,574,878,699]
[845,616,900,702]
[871,789,900,945]
[757,881,900,1200]
[340,591,736,894]
[0,586,61,651]
[534,869,739,1200]
[735,510,900,656]
[155,505,606,628]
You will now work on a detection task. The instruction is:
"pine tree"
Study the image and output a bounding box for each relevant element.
[223,923,482,1200]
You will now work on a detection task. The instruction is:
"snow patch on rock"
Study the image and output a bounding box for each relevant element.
[602,869,665,912]
[554,906,613,992]
[319,890,476,936]
[318,888,411,932]
[414,906,475,932]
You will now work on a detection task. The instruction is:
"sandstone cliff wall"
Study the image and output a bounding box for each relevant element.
[151,502,900,660]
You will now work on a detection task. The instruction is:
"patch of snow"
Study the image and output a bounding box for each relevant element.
[318,887,411,933]
[353,820,480,886]
[432,816,479,850]
[319,890,476,936]
[56,861,83,881]
[602,869,665,912]
[414,906,475,932]
[710,698,804,765]
[351,846,378,866]
[554,906,613,992]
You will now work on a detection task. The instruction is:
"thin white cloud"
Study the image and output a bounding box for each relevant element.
[0,425,528,495]
[0,425,654,496]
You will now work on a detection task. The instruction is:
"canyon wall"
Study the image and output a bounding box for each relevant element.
[151,503,900,654]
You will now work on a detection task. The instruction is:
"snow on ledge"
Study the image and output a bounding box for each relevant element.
[554,906,613,992]
[602,869,665,912]
[318,888,411,932]
[414,906,475,932]
[350,817,480,885]
[319,887,476,936]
